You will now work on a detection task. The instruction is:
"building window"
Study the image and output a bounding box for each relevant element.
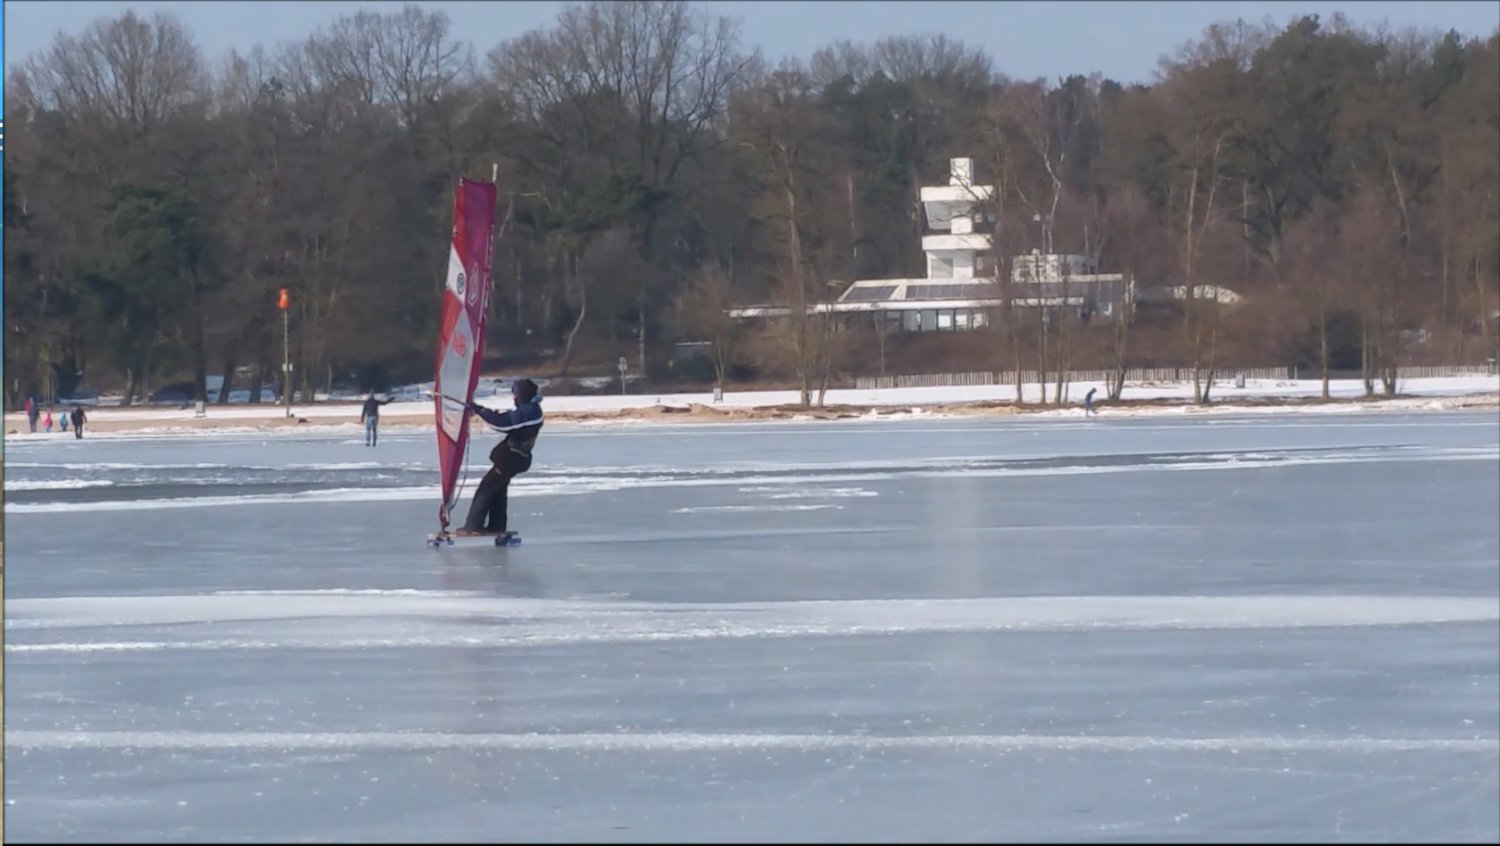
[937,310,954,331]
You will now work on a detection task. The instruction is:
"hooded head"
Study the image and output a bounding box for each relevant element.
[511,378,539,405]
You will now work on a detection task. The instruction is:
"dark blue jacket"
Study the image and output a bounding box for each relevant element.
[471,397,544,460]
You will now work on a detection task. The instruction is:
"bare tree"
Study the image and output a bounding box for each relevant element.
[1282,203,1345,398]
[675,263,743,386]
[1157,62,1236,404]
[1007,79,1087,257]
[977,85,1042,405]
[11,10,207,185]
[733,62,843,407]
[488,0,755,374]
[1335,188,1406,395]
[562,227,640,376]
[1097,185,1159,399]
[9,10,210,405]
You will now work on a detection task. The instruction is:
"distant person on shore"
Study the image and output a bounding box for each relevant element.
[1084,387,1098,417]
[25,396,38,432]
[59,411,69,432]
[360,392,395,447]
[453,378,543,538]
[71,405,87,439]
[42,409,53,433]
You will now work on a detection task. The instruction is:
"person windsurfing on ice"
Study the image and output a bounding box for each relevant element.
[428,175,499,546]
[452,378,543,537]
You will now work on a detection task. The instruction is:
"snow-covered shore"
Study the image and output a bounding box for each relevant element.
[5,375,1496,441]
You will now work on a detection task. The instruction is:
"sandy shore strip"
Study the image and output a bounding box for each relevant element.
[4,376,1496,438]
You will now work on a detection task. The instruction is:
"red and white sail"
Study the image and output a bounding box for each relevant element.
[433,177,498,528]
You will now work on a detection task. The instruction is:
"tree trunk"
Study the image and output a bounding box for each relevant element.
[1109,299,1130,401]
[1036,310,1049,405]
[847,171,859,274]
[248,355,264,405]
[557,249,585,377]
[1361,316,1375,396]
[783,173,811,409]
[218,342,238,406]
[1054,297,1069,405]
[1380,272,1399,396]
[1200,323,1219,405]
[1184,166,1202,405]
[515,257,525,336]
[559,289,587,378]
[140,343,154,404]
[713,343,727,387]
[189,266,208,404]
[124,366,139,408]
[637,300,648,378]
[816,313,836,408]
[1476,255,1493,355]
[1011,326,1024,406]
[1317,275,1330,399]
[1191,309,1204,404]
[1054,333,1067,403]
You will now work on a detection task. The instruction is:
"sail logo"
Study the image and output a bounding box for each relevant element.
[465,262,482,307]
[445,247,466,298]
[452,332,467,358]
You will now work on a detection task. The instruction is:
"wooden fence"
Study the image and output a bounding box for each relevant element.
[854,364,1497,390]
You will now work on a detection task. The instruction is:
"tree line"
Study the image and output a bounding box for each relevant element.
[4,2,1496,407]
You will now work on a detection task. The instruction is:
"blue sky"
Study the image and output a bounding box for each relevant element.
[5,1,1498,83]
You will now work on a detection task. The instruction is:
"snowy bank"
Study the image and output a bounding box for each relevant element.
[4,375,1496,441]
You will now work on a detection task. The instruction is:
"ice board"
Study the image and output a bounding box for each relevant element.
[427,531,521,549]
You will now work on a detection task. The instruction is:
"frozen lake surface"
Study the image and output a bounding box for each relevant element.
[5,412,1499,842]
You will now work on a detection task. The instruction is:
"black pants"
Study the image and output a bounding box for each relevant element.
[463,451,532,533]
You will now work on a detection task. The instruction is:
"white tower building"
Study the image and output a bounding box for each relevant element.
[918,157,993,280]
[729,155,1153,332]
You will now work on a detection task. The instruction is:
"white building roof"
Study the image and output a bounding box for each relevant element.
[837,278,1006,303]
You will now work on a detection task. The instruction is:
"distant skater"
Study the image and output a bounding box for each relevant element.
[25,396,38,432]
[71,405,87,439]
[59,411,69,432]
[42,410,53,433]
[1084,387,1098,417]
[360,392,394,447]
